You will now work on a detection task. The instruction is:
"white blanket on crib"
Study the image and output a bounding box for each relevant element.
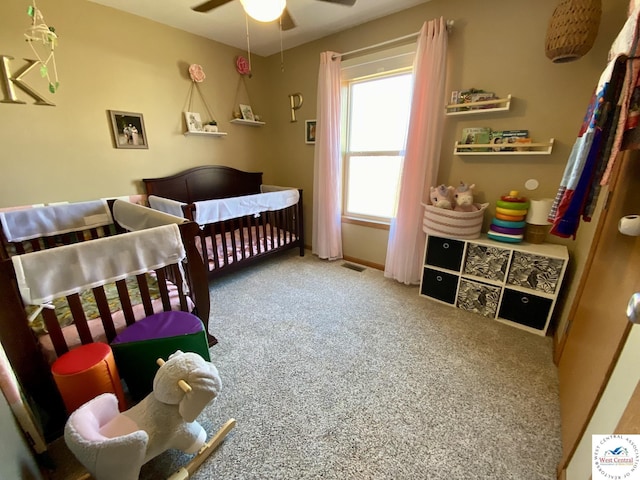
[112,199,186,232]
[0,199,113,242]
[148,195,187,218]
[12,224,185,305]
[149,189,299,225]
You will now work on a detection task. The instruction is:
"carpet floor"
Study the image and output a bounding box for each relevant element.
[48,249,561,479]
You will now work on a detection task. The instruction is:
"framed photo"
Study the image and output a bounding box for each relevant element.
[239,104,255,121]
[109,110,148,149]
[184,111,203,132]
[305,120,316,144]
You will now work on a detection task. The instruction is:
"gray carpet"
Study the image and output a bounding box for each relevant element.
[49,249,561,479]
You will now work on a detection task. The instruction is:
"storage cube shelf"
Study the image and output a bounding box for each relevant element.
[420,234,568,336]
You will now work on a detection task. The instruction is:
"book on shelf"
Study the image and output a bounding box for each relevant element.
[452,90,498,111]
[460,127,491,151]
[490,130,531,151]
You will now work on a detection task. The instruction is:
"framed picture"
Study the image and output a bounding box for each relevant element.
[184,111,203,132]
[109,110,148,149]
[239,104,255,121]
[305,120,316,144]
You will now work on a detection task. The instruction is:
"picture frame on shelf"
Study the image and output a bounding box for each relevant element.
[109,110,148,149]
[305,120,316,144]
[239,104,255,121]
[184,112,203,133]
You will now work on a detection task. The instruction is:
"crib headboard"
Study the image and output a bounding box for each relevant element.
[143,165,263,203]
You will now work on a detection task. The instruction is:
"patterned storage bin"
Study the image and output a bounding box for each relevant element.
[457,279,501,318]
[422,203,489,240]
[507,252,565,294]
[463,243,510,282]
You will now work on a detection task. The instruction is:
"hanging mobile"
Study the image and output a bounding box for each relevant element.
[24,0,59,93]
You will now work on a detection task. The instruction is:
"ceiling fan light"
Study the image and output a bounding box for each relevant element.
[239,0,286,23]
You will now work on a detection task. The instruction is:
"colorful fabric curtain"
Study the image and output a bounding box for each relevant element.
[312,52,343,260]
[384,18,448,284]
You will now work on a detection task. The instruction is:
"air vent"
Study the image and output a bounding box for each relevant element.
[342,262,365,272]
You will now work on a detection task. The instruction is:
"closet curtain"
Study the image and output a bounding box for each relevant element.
[384,18,448,284]
[312,51,343,260]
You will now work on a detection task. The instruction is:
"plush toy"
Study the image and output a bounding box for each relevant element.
[429,184,455,209]
[64,351,228,480]
[453,182,479,212]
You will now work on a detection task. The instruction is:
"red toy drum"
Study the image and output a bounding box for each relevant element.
[51,342,126,414]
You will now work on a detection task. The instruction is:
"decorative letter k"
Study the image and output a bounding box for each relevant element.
[0,55,55,106]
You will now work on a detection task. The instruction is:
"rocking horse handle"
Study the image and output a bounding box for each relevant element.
[156,358,192,393]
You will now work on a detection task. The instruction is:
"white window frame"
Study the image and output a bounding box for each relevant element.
[340,44,416,224]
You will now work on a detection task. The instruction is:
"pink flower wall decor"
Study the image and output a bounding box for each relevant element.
[188,64,206,83]
[235,56,251,76]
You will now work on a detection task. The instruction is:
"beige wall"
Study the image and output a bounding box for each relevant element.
[259,0,629,341]
[0,0,630,341]
[0,0,276,206]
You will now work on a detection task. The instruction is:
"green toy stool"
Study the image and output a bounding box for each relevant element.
[110,310,210,401]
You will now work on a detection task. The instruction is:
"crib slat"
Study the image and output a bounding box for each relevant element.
[44,236,58,249]
[284,206,292,243]
[92,286,117,342]
[116,279,136,326]
[238,217,247,260]
[268,214,274,251]
[219,222,229,266]
[155,268,172,311]
[136,274,154,316]
[67,294,94,345]
[260,214,268,253]
[228,219,237,264]
[42,307,69,357]
[28,239,42,252]
[198,233,211,271]
[275,211,282,248]
[171,264,189,311]
[246,216,255,257]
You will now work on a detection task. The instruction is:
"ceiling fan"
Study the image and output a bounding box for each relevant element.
[191,0,357,31]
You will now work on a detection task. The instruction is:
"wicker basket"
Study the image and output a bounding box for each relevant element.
[422,203,489,240]
[545,0,601,63]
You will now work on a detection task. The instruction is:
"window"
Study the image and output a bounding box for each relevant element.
[343,72,413,222]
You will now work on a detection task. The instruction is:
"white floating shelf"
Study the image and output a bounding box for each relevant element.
[184,131,227,137]
[230,119,266,126]
[446,94,512,116]
[454,138,554,156]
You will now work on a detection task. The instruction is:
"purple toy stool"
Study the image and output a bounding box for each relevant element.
[110,311,210,401]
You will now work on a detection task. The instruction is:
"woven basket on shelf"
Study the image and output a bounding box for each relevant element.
[545,0,602,63]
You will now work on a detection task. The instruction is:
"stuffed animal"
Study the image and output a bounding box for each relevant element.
[454,182,479,212]
[64,351,223,480]
[429,184,455,209]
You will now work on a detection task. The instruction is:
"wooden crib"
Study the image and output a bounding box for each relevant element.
[143,165,305,280]
[0,199,212,439]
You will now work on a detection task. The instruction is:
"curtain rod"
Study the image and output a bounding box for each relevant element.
[332,19,454,61]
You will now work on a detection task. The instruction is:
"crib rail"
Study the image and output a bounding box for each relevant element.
[183,190,304,278]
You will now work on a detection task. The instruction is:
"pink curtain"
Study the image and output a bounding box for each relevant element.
[312,51,343,260]
[384,18,448,285]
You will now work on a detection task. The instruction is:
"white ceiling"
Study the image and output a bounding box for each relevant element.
[87,0,432,57]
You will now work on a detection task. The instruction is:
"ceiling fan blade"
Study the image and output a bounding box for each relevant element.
[280,7,296,31]
[191,0,233,13]
[316,0,357,6]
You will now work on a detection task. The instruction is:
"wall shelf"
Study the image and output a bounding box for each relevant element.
[230,119,265,126]
[454,138,554,156]
[183,131,227,137]
[445,94,512,116]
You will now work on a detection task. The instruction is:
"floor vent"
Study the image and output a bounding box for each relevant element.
[342,262,366,272]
